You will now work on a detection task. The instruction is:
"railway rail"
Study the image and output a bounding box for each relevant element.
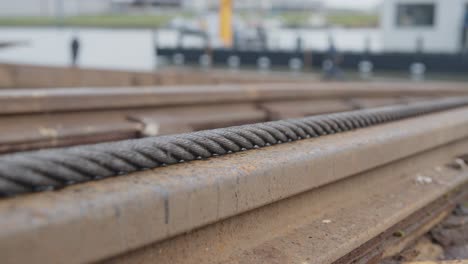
[2,82,468,154]
[0,97,468,263]
[0,63,317,88]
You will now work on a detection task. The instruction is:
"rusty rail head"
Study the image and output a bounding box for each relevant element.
[2,106,468,264]
[1,82,468,115]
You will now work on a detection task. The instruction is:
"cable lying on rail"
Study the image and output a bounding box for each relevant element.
[1,97,468,197]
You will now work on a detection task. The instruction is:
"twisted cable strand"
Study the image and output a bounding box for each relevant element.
[1,97,467,197]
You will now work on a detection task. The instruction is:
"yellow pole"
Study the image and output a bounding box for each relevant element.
[219,0,233,47]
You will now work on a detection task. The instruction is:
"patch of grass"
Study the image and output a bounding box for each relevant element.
[0,11,379,29]
[0,16,58,27]
[278,11,313,27]
[327,13,378,28]
[0,14,177,28]
[66,15,173,28]
[267,10,378,28]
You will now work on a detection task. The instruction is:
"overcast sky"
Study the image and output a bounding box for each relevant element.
[324,0,383,10]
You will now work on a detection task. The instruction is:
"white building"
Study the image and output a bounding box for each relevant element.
[0,0,185,17]
[0,0,112,17]
[381,0,468,53]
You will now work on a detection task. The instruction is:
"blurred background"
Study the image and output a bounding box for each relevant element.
[0,0,467,81]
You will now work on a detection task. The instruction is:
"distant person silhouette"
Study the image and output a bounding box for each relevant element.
[70,36,80,66]
[323,39,344,80]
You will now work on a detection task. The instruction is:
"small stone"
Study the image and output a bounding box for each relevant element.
[455,202,468,216]
[322,219,332,224]
[455,158,467,169]
[415,175,433,185]
[447,158,467,171]
[445,244,468,259]
[431,226,468,247]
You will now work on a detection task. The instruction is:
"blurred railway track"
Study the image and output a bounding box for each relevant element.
[1,82,468,154]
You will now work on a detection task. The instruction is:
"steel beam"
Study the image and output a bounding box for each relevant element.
[1,82,468,115]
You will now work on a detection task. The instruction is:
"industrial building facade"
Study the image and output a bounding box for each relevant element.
[381,0,468,53]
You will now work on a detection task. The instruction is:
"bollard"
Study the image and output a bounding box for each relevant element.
[358,60,374,80]
[199,54,212,69]
[257,56,271,72]
[227,55,240,70]
[322,59,333,72]
[172,53,185,66]
[410,62,426,81]
[289,58,303,72]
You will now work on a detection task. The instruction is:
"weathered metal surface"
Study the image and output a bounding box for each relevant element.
[259,99,355,119]
[0,81,465,153]
[348,97,405,109]
[0,111,141,154]
[1,98,466,196]
[106,140,468,264]
[0,63,314,88]
[127,103,266,136]
[382,198,468,263]
[1,108,468,263]
[1,82,467,115]
[381,208,453,260]
[0,104,266,154]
